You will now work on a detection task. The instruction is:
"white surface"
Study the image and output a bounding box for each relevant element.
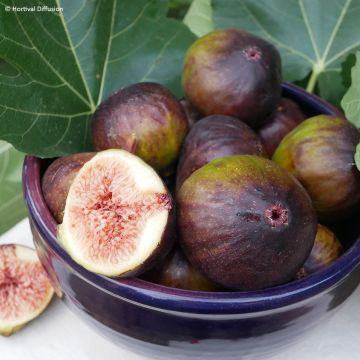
[1,219,360,360]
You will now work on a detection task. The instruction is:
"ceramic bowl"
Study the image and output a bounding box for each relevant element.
[23,83,360,359]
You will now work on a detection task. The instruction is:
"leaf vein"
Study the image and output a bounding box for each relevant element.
[239,0,314,65]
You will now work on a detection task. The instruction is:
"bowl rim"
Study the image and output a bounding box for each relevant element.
[23,83,360,315]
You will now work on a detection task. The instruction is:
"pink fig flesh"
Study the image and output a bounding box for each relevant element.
[0,244,54,336]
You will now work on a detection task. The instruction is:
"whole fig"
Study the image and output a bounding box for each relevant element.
[182,29,282,127]
[296,224,343,279]
[180,98,202,127]
[92,82,188,174]
[273,115,360,219]
[176,115,267,191]
[177,155,317,290]
[258,98,306,156]
[143,247,219,291]
[42,152,95,223]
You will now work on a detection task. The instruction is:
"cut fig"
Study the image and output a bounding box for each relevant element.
[59,149,175,277]
[0,244,54,336]
[42,152,95,223]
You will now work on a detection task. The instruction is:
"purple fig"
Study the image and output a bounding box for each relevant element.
[176,115,267,191]
[182,29,282,127]
[258,98,306,156]
[177,155,317,290]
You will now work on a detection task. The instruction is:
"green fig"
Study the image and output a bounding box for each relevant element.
[296,224,343,279]
[273,115,360,220]
[92,82,188,174]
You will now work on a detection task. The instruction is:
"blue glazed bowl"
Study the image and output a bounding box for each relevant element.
[23,83,360,359]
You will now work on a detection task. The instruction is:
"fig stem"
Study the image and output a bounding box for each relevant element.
[306,62,323,93]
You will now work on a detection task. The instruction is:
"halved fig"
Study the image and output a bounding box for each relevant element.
[0,244,54,336]
[58,149,175,277]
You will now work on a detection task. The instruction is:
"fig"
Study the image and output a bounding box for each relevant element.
[0,244,54,336]
[42,152,95,223]
[258,98,306,156]
[180,98,202,127]
[273,115,360,219]
[177,155,317,290]
[296,224,343,279]
[92,82,188,174]
[142,247,219,291]
[176,115,267,191]
[182,28,282,127]
[58,149,175,277]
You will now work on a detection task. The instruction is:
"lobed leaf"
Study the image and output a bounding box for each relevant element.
[183,0,213,37]
[0,0,195,157]
[213,0,360,99]
[0,141,26,235]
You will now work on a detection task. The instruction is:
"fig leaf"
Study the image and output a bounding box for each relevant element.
[183,0,213,37]
[341,52,360,127]
[0,141,26,235]
[355,144,360,172]
[213,0,360,98]
[0,0,195,157]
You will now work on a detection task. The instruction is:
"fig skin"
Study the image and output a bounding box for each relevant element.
[142,247,219,291]
[180,98,203,127]
[176,115,267,191]
[42,152,95,223]
[177,155,317,290]
[258,98,306,156]
[272,115,360,220]
[296,224,343,279]
[182,28,282,127]
[92,82,188,174]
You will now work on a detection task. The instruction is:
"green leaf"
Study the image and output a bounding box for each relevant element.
[355,144,360,171]
[167,0,192,20]
[0,0,195,158]
[341,52,360,126]
[183,0,214,37]
[342,52,356,89]
[0,141,27,235]
[213,0,360,94]
[317,69,345,108]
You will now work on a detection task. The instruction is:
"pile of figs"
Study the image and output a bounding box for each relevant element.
[42,28,359,292]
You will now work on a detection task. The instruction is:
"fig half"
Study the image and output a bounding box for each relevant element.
[177,155,317,290]
[0,244,54,336]
[58,149,175,277]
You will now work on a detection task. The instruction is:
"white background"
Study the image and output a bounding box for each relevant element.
[1,219,360,360]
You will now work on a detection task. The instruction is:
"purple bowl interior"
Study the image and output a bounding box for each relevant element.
[23,83,360,315]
